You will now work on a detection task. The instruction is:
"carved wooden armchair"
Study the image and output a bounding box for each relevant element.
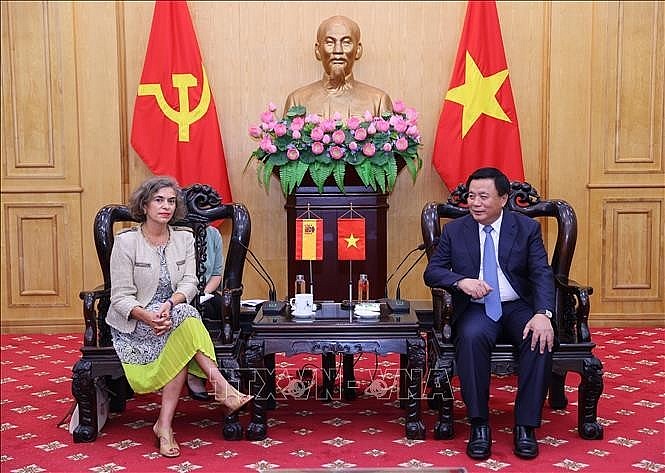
[71,184,251,442]
[421,181,604,441]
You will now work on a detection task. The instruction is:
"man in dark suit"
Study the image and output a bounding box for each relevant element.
[424,167,555,460]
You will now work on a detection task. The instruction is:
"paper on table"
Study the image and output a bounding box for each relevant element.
[354,302,380,313]
[241,299,267,307]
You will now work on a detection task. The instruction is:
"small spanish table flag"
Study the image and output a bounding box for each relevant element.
[295,218,323,260]
[337,217,366,261]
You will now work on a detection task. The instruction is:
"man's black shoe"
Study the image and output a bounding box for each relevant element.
[513,425,538,459]
[466,424,491,460]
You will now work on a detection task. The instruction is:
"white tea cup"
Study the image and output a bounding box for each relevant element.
[290,293,314,315]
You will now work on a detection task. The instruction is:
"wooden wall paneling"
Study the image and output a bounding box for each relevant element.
[1,1,85,332]
[3,1,663,332]
[74,1,124,296]
[548,2,594,286]
[1,193,83,332]
[588,188,665,326]
[590,1,664,187]
[0,1,79,190]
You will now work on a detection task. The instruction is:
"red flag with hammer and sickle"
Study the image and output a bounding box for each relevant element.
[131,0,232,202]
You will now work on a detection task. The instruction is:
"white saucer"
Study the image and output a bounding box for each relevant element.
[292,310,315,318]
[354,309,380,318]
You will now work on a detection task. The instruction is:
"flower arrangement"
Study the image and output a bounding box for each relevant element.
[247,100,422,195]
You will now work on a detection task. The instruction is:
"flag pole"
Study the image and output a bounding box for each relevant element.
[309,260,314,296]
[348,260,353,306]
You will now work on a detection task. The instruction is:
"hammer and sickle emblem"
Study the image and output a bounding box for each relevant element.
[137,63,211,142]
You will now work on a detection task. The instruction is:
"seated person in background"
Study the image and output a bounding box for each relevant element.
[423,167,555,461]
[107,176,252,458]
[187,224,225,401]
[284,15,392,118]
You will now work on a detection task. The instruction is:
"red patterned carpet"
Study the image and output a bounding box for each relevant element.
[1,328,664,473]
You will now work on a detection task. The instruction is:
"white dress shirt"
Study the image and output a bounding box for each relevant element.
[477,211,520,302]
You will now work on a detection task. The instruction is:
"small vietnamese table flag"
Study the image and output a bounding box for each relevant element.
[131,0,233,202]
[295,218,323,261]
[337,218,365,261]
[432,0,524,191]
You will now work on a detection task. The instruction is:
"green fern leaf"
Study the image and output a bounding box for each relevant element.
[374,166,386,193]
[355,161,371,187]
[332,160,346,193]
[385,156,398,190]
[310,162,333,193]
[403,156,418,182]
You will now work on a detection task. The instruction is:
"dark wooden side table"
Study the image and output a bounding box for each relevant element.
[244,302,426,440]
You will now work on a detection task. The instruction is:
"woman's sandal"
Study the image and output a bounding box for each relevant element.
[153,424,180,458]
[217,392,254,417]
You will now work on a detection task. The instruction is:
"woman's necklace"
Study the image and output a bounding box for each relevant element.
[141,225,169,247]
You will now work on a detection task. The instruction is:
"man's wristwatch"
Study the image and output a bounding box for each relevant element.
[536,309,553,319]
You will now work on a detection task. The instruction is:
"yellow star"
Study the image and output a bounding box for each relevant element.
[344,233,360,248]
[445,51,511,138]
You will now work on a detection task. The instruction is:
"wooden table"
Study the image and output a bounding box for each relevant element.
[244,302,426,440]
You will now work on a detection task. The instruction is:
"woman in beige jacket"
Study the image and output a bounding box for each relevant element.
[107,176,251,458]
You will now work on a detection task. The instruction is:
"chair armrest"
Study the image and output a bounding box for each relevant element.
[221,285,243,342]
[431,287,454,343]
[555,275,594,343]
[79,285,109,347]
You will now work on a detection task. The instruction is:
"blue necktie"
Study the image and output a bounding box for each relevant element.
[483,225,502,321]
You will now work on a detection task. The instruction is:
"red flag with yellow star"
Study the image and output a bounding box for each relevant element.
[337,218,365,261]
[432,0,524,191]
[131,0,232,202]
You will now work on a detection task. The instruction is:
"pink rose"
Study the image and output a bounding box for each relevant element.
[349,141,358,151]
[287,147,300,160]
[363,110,373,121]
[375,119,390,133]
[395,137,408,151]
[310,126,324,141]
[321,119,336,132]
[393,100,406,113]
[305,114,321,124]
[332,112,342,121]
[290,117,305,131]
[405,107,419,123]
[322,134,331,144]
[292,130,301,139]
[332,129,346,144]
[268,144,277,153]
[268,102,277,112]
[329,146,345,160]
[382,143,392,152]
[260,110,274,124]
[354,128,368,141]
[261,121,275,131]
[362,142,376,157]
[248,125,262,138]
[346,116,361,130]
[273,123,287,137]
[406,125,419,138]
[367,123,377,135]
[392,117,408,133]
[311,141,325,155]
[259,136,273,152]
